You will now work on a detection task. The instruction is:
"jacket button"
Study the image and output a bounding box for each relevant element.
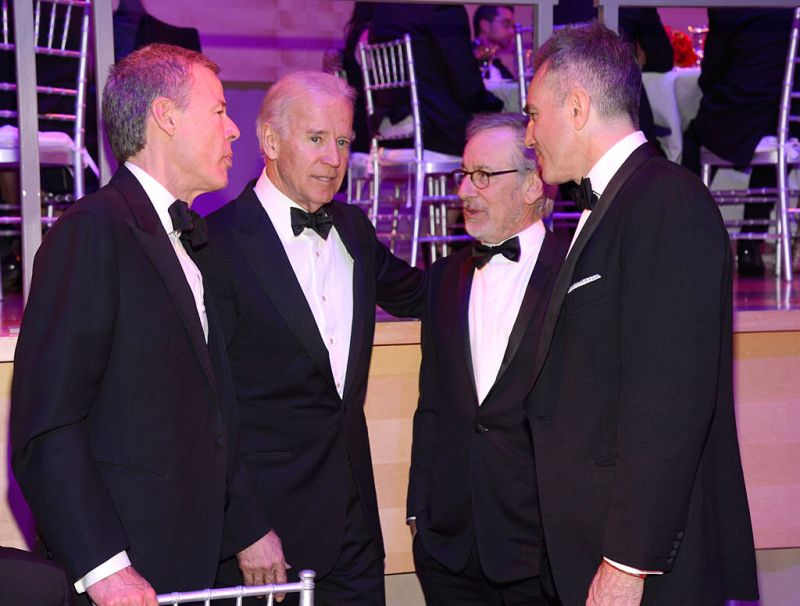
[216,436,227,448]
[676,531,684,539]
[673,540,680,548]
[475,424,489,433]
[666,557,674,566]
[669,548,677,557]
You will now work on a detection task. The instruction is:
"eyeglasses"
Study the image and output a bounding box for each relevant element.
[451,168,520,190]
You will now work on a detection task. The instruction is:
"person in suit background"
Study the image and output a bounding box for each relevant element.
[200,71,426,606]
[472,5,517,81]
[408,113,564,605]
[523,23,758,605]
[683,8,795,276]
[11,43,278,606]
[369,3,503,157]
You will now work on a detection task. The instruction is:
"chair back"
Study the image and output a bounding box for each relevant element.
[157,570,315,606]
[358,33,423,165]
[514,23,533,114]
[0,0,92,198]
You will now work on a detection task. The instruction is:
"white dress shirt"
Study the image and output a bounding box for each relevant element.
[469,220,546,404]
[126,161,208,342]
[254,169,354,398]
[568,131,648,255]
[75,162,211,593]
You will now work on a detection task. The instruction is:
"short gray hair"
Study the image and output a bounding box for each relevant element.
[102,43,220,163]
[256,71,356,151]
[466,112,554,216]
[533,22,641,126]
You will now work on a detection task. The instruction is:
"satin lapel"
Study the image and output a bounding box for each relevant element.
[231,190,336,390]
[456,253,479,402]
[326,204,365,401]
[490,231,560,392]
[116,168,218,395]
[532,144,657,380]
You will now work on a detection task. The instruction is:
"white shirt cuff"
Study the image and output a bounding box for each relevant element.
[603,556,663,576]
[74,551,131,593]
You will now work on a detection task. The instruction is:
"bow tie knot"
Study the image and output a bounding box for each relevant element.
[570,177,599,211]
[472,236,521,269]
[168,200,208,250]
[290,206,334,240]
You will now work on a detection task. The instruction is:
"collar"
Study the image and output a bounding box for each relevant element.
[480,218,546,264]
[585,131,647,197]
[254,168,331,244]
[125,161,181,236]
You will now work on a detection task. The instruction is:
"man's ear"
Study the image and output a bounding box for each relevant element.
[567,87,591,131]
[522,168,544,207]
[150,96,177,136]
[261,123,281,161]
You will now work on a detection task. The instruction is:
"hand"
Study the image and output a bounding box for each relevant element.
[408,519,417,539]
[86,566,158,606]
[236,530,290,602]
[586,560,645,606]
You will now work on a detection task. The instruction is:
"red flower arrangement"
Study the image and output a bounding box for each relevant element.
[664,26,698,68]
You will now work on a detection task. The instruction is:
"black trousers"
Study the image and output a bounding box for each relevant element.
[216,470,384,606]
[413,535,547,606]
[0,546,74,606]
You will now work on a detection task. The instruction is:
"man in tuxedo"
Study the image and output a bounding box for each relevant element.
[199,71,426,605]
[408,113,564,605]
[523,24,758,606]
[11,44,278,606]
[369,3,503,156]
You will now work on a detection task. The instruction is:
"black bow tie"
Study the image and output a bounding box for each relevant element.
[168,200,207,250]
[290,206,334,240]
[570,177,599,211]
[472,236,521,269]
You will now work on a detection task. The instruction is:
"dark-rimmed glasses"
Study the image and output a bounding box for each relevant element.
[451,168,520,190]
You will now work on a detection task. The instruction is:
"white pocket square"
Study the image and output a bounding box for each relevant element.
[568,273,601,294]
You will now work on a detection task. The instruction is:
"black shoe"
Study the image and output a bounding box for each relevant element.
[737,242,765,277]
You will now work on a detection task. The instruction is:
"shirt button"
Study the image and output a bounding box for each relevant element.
[329,337,334,344]
[336,382,341,389]
[322,295,327,302]
[316,251,320,258]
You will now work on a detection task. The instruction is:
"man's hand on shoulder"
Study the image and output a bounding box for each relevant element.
[86,566,157,606]
[236,530,290,601]
[586,559,645,606]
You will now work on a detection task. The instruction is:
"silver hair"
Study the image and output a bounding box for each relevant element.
[533,22,641,126]
[102,43,220,163]
[466,112,554,216]
[256,71,356,152]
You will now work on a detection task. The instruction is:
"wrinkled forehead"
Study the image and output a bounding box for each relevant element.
[464,127,516,168]
[286,93,353,133]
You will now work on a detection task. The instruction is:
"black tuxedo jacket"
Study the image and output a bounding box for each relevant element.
[525,144,759,605]
[408,232,564,583]
[690,8,795,165]
[11,167,267,593]
[369,3,503,157]
[197,184,426,579]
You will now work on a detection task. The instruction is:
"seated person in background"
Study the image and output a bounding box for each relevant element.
[369,3,503,157]
[473,5,516,81]
[322,2,376,154]
[683,8,795,277]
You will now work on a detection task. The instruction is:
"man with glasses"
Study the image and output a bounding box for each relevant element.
[407,113,565,605]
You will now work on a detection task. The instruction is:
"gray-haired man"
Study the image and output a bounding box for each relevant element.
[12,43,278,606]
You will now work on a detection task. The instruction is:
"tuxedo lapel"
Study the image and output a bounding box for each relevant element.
[532,143,657,381]
[231,189,337,390]
[327,204,365,402]
[455,253,479,402]
[115,168,218,395]
[490,231,560,392]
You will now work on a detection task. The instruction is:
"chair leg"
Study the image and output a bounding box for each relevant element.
[778,161,793,280]
[410,166,425,267]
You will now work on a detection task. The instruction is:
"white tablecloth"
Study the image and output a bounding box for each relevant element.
[642,67,702,164]
[486,80,521,114]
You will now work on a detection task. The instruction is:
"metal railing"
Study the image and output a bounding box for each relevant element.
[156,570,315,606]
